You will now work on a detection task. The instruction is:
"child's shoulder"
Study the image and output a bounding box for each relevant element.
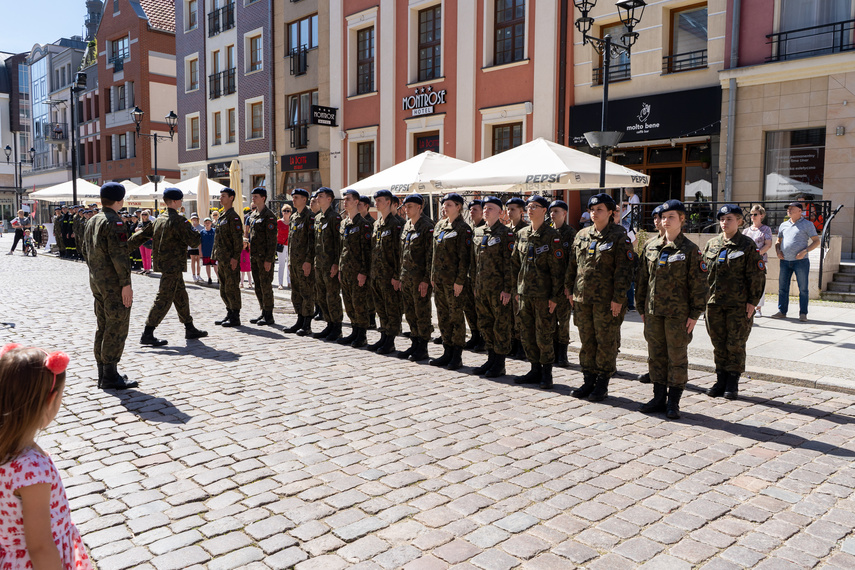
[2,447,55,488]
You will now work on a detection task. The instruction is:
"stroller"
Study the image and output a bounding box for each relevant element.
[22,231,37,257]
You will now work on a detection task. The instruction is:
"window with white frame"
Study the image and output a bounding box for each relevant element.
[187,0,198,30]
[187,114,201,149]
[247,33,263,72]
[484,0,528,68]
[188,57,199,91]
[289,14,319,53]
[213,111,222,145]
[347,8,378,97]
[227,108,236,143]
[357,27,375,94]
[418,5,441,82]
[246,98,264,140]
[480,102,529,158]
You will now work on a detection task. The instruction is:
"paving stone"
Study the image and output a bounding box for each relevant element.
[150,546,211,570]
[206,546,264,570]
[613,536,664,562]
[294,554,349,570]
[245,515,296,540]
[469,548,520,570]
[466,526,512,549]
[265,547,309,569]
[372,545,423,569]
[433,539,483,564]
[333,516,388,541]
[493,513,538,533]
[338,535,391,562]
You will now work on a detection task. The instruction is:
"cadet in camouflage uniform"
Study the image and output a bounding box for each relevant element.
[53,207,65,257]
[283,188,316,335]
[506,197,529,358]
[471,196,515,379]
[246,188,279,326]
[397,193,434,362]
[212,188,244,327]
[337,189,373,348]
[637,199,709,419]
[565,193,634,402]
[357,195,377,329]
[368,189,404,355]
[636,204,666,385]
[703,204,766,400]
[511,195,565,389]
[548,200,577,367]
[313,187,344,341]
[462,199,485,352]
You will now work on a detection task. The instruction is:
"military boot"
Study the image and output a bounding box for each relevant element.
[723,372,740,400]
[514,362,542,384]
[215,311,231,325]
[222,310,241,327]
[570,372,597,399]
[368,315,377,329]
[338,326,358,345]
[464,332,484,352]
[554,343,569,367]
[256,311,275,326]
[376,334,396,355]
[96,363,104,389]
[185,322,209,339]
[140,327,168,346]
[313,322,333,339]
[296,316,313,336]
[351,328,368,348]
[432,335,443,345]
[666,386,684,419]
[512,339,526,360]
[637,372,652,384]
[588,374,610,402]
[485,354,506,378]
[430,344,453,367]
[706,370,728,398]
[397,338,418,359]
[640,383,668,414]
[101,363,139,390]
[446,346,463,370]
[409,339,430,362]
[324,322,342,342]
[367,333,387,351]
[313,305,323,321]
[283,315,304,334]
[540,364,554,389]
[473,350,495,375]
[249,313,265,324]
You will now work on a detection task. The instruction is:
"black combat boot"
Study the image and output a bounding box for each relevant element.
[256,311,275,326]
[397,338,418,359]
[637,372,652,384]
[432,335,443,345]
[351,328,368,348]
[215,311,231,325]
[554,343,569,367]
[376,334,396,355]
[367,333,387,351]
[430,344,453,367]
[570,372,597,399]
[723,372,740,400]
[222,310,240,327]
[410,339,430,361]
[283,315,304,334]
[185,322,209,339]
[511,339,525,360]
[296,316,313,336]
[588,374,610,402]
[485,354,506,378]
[140,326,168,346]
[324,322,342,342]
[540,364,554,389]
[473,350,495,375]
[97,363,104,389]
[706,370,727,398]
[446,346,463,370]
[464,332,484,352]
[368,315,377,329]
[666,386,684,419]
[640,383,668,414]
[313,305,323,321]
[313,322,333,339]
[471,335,485,353]
[250,313,265,324]
[514,362,542,384]
[101,363,139,390]
[338,326,358,345]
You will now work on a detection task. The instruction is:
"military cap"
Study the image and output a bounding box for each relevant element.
[660,199,685,213]
[358,195,372,206]
[468,199,483,210]
[311,190,320,198]
[786,201,804,210]
[317,186,335,197]
[89,202,98,207]
[587,193,617,210]
[220,187,236,197]
[441,192,465,205]
[374,189,394,200]
[403,193,424,206]
[651,204,664,217]
[549,199,569,211]
[54,206,62,211]
[483,196,503,209]
[391,194,401,205]
[291,188,309,198]
[526,195,550,208]
[716,204,743,220]
[190,212,199,219]
[506,197,525,208]
[163,187,183,201]
[251,187,267,198]
[342,189,360,199]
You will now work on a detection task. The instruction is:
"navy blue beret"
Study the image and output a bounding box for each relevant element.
[441,193,465,205]
[291,188,309,198]
[716,204,743,220]
[483,196,503,209]
[342,189,360,199]
[403,194,424,206]
[317,187,335,197]
[506,197,525,208]
[652,204,664,217]
[251,187,267,198]
[587,193,617,210]
[468,199,483,210]
[220,187,236,197]
[526,195,550,208]
[374,189,393,200]
[549,199,568,211]
[163,188,183,201]
[100,182,126,201]
[390,194,401,204]
[358,195,372,206]
[660,199,685,213]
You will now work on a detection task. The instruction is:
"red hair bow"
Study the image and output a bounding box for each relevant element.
[1,343,69,391]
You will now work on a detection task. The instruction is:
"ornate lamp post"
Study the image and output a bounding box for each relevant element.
[131,107,179,200]
[5,145,36,211]
[70,71,88,206]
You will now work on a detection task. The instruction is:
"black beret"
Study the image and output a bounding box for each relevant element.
[291,188,309,198]
[587,193,617,210]
[220,187,236,197]
[163,188,184,201]
[506,197,525,208]
[54,206,62,211]
[251,187,267,198]
[403,194,424,206]
[100,182,126,201]
[468,199,483,210]
[342,189,360,199]
[317,187,335,197]
[390,194,401,205]
[358,195,372,206]
[526,195,550,208]
[549,200,568,211]
[374,189,394,200]
[652,204,664,217]
[441,192,464,205]
[660,199,686,213]
[311,190,320,198]
[716,204,743,220]
[483,196,503,209]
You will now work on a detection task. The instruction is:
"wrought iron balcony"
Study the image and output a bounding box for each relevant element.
[45,122,68,145]
[662,48,707,74]
[592,62,631,85]
[290,123,309,149]
[208,3,235,37]
[209,68,236,99]
[110,56,125,73]
[290,45,309,76]
[767,18,855,62]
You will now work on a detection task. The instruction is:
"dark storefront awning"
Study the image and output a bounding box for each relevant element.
[569,86,722,146]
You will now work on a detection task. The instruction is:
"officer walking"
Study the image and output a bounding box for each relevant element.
[565,193,634,401]
[636,199,708,419]
[397,193,434,361]
[548,200,577,367]
[506,197,529,358]
[313,187,344,341]
[368,189,404,354]
[246,187,278,326]
[282,188,316,335]
[337,189,373,348]
[471,196,515,378]
[212,188,244,327]
[702,205,766,400]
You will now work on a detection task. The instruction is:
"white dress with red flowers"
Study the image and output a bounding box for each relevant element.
[0,447,93,570]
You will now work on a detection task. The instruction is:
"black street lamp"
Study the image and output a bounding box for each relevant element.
[70,71,88,205]
[574,0,646,189]
[5,144,36,211]
[131,107,178,201]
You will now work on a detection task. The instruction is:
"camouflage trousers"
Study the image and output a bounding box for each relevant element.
[554,296,572,344]
[435,282,466,347]
[217,258,242,311]
[90,279,130,365]
[146,271,193,329]
[372,276,403,336]
[512,296,522,341]
[705,304,753,373]
[475,289,513,355]
[341,270,371,329]
[55,233,65,256]
[315,265,343,323]
[402,276,433,341]
[462,279,478,336]
[251,257,275,312]
[519,296,556,365]
[574,301,626,377]
[289,260,315,317]
[644,314,693,387]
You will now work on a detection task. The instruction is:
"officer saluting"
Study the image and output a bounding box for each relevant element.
[247,187,279,326]
[213,187,244,327]
[283,188,316,335]
[397,193,434,361]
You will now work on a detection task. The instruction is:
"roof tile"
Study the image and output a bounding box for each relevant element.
[140,0,175,33]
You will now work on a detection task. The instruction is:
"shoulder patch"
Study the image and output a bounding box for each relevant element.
[700,260,708,273]
[758,260,766,271]
[268,223,275,230]
[555,249,563,259]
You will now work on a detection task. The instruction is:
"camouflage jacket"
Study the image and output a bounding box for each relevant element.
[473,220,515,295]
[637,233,709,320]
[431,216,472,286]
[212,207,243,262]
[138,208,201,273]
[400,214,434,282]
[511,223,565,303]
[565,221,634,305]
[53,215,63,238]
[83,208,147,288]
[73,214,85,241]
[314,206,342,270]
[511,220,529,238]
[249,206,278,263]
[289,206,315,265]
[702,232,766,307]
[371,213,404,281]
[339,213,373,278]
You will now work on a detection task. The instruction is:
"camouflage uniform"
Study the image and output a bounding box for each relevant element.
[289,206,315,317]
[702,232,766,373]
[552,223,577,344]
[76,215,90,261]
[565,221,634,377]
[339,213,373,329]
[431,216,472,347]
[361,213,377,321]
[511,224,565,364]
[462,219,486,341]
[213,207,244,311]
[249,205,278,312]
[371,213,404,336]
[400,214,435,341]
[510,220,529,343]
[636,233,709,387]
[314,206,343,323]
[53,213,65,256]
[473,221,515,355]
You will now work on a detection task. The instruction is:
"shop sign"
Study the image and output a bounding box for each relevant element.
[402,86,447,117]
[207,161,231,179]
[311,105,338,127]
[282,151,319,172]
[416,133,440,154]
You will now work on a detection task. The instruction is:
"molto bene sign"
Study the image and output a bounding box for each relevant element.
[402,86,447,117]
[207,161,231,179]
[282,151,319,172]
[311,105,338,127]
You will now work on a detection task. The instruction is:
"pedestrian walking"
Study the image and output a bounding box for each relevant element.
[247,188,278,326]
[312,187,344,340]
[212,188,244,327]
[367,189,405,354]
[337,190,373,348]
[548,199,577,367]
[7,210,31,255]
[772,202,819,322]
[277,206,291,289]
[743,204,773,316]
[282,188,316,335]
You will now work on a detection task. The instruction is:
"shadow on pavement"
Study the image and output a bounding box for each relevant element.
[234,326,288,340]
[110,389,192,424]
[147,341,241,361]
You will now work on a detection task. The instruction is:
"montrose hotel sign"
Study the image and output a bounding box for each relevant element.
[403,86,447,117]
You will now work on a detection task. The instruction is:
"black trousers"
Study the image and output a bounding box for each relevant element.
[10,229,24,252]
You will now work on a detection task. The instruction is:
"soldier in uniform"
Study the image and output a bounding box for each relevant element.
[53,206,65,257]
[469,199,485,229]
[549,200,577,367]
[637,204,665,384]
[390,194,407,227]
[511,195,565,389]
[75,206,88,258]
[313,187,344,341]
[358,194,377,329]
[367,189,404,354]
[309,191,324,322]
[565,193,634,401]
[471,196,515,378]
[212,188,244,327]
[702,205,766,400]
[137,188,209,346]
[246,187,278,326]
[337,189,373,348]
[637,199,709,419]
[462,199,484,352]
[506,197,529,358]
[283,188,316,335]
[397,193,434,361]
[430,193,472,370]
[77,208,91,262]
[62,205,77,259]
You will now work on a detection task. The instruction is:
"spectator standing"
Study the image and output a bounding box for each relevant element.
[240,238,252,288]
[742,205,773,316]
[277,206,291,289]
[199,217,217,284]
[773,202,819,322]
[621,187,640,231]
[137,210,154,274]
[188,213,203,282]
[7,209,31,255]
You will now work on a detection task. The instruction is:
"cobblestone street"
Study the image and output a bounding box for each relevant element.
[2,250,855,570]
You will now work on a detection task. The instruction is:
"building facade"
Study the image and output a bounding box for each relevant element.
[76,45,100,186]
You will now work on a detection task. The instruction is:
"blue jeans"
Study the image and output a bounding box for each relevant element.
[778,258,810,316]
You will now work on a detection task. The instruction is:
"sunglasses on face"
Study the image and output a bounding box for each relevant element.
[750,213,761,217]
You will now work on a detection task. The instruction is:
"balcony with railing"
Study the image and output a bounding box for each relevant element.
[209,68,236,99]
[662,48,707,74]
[110,55,126,73]
[208,3,235,37]
[767,18,855,62]
[290,123,309,149]
[592,62,631,85]
[289,45,309,76]
[45,122,68,145]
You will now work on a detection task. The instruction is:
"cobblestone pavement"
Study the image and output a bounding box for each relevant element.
[2,250,855,570]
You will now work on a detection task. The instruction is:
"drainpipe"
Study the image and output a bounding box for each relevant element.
[268,0,277,196]
[723,0,741,202]
[557,0,568,145]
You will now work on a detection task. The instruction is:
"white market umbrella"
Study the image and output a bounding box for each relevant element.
[432,138,650,193]
[196,170,211,217]
[173,174,227,198]
[345,151,471,196]
[29,179,103,201]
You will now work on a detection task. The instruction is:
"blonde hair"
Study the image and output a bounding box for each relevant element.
[750,204,765,219]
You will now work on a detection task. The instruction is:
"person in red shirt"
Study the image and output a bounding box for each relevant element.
[277,205,291,289]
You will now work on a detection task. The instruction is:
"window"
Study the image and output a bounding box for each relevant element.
[495,0,525,65]
[776,0,853,60]
[190,116,200,149]
[764,128,825,202]
[18,66,28,94]
[118,133,127,159]
[117,84,126,111]
[251,174,266,188]
[418,6,441,82]
[357,141,374,181]
[595,23,631,84]
[61,67,66,87]
[103,88,112,113]
[250,101,263,139]
[492,123,522,156]
[213,111,222,145]
[289,14,319,53]
[227,108,236,143]
[127,82,134,107]
[106,135,113,161]
[189,58,199,90]
[187,0,197,29]
[357,27,375,94]
[666,5,708,73]
[289,90,318,127]
[249,35,263,72]
[111,36,129,61]
[227,45,235,70]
